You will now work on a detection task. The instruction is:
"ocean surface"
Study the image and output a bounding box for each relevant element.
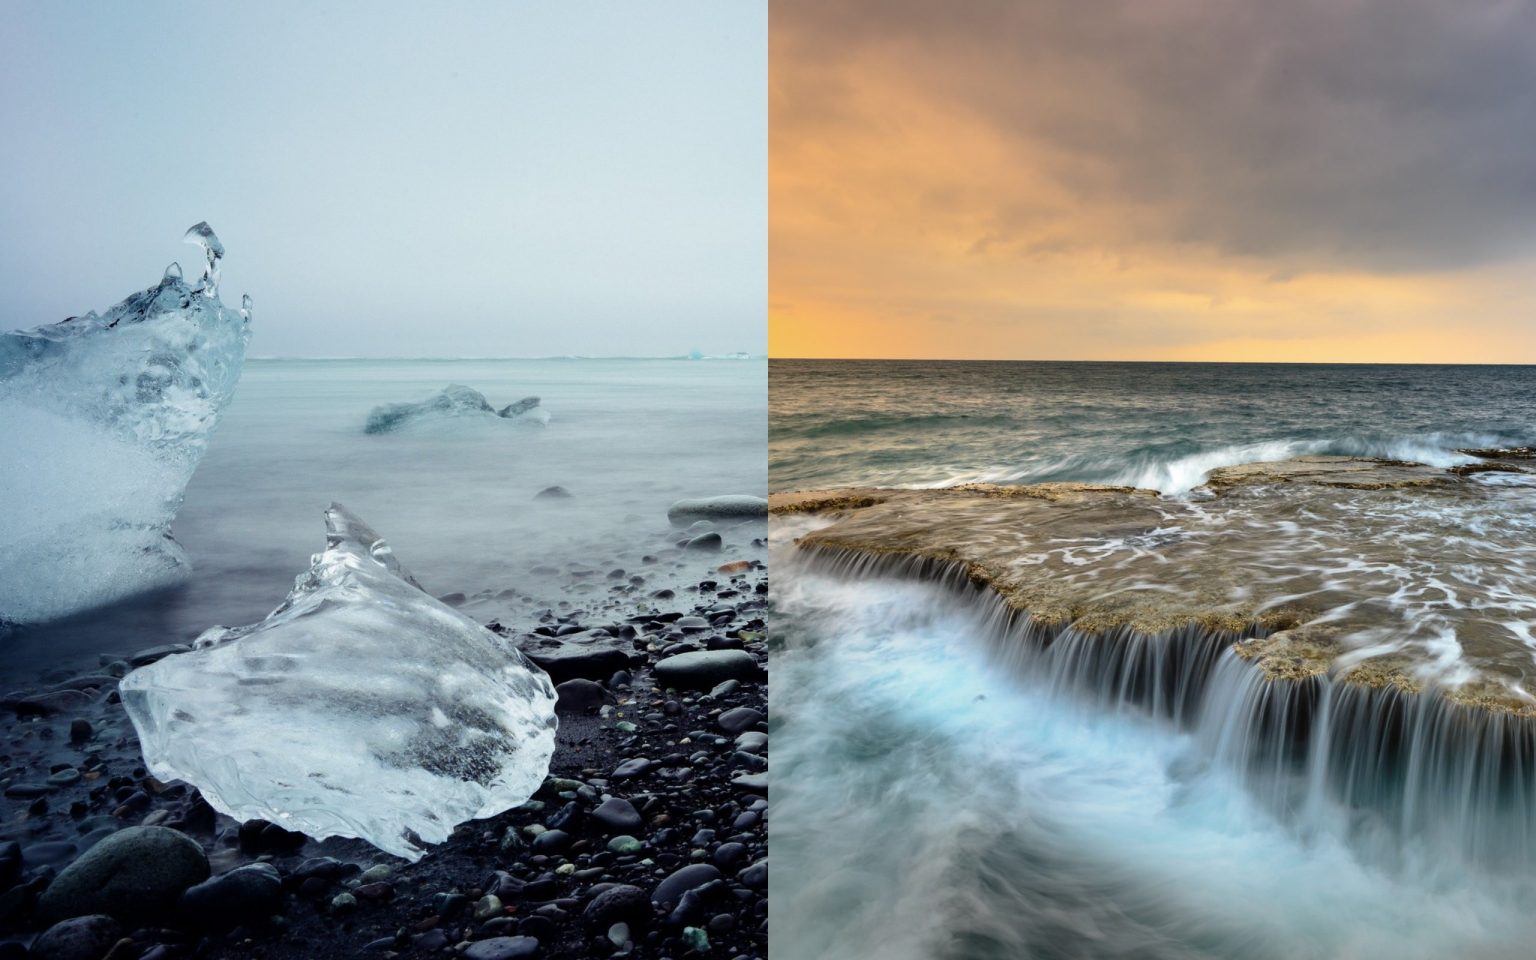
[769,360,1536,960]
[771,360,1536,493]
[4,357,765,680]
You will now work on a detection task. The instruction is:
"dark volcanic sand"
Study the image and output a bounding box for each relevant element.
[0,526,768,960]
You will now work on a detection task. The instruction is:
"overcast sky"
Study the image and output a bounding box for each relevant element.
[2,2,765,358]
[772,0,1536,362]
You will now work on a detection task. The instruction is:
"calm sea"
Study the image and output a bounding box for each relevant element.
[5,358,765,678]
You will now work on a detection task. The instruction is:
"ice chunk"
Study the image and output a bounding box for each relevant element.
[498,396,540,418]
[119,504,559,862]
[364,384,547,434]
[0,225,251,624]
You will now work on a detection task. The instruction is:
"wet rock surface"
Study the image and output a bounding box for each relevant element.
[0,524,767,958]
[775,455,1536,714]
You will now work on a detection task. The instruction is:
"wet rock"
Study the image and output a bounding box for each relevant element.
[667,496,768,523]
[717,706,765,734]
[463,935,539,959]
[179,862,283,931]
[67,719,92,744]
[473,893,504,920]
[22,842,78,869]
[29,914,122,960]
[684,532,723,552]
[669,879,727,927]
[553,679,611,714]
[739,858,768,889]
[611,758,654,779]
[590,797,643,834]
[237,819,307,855]
[713,842,748,869]
[654,650,761,689]
[3,691,91,717]
[535,485,572,500]
[291,857,356,883]
[545,800,583,832]
[606,835,644,856]
[37,825,209,923]
[731,772,769,792]
[520,632,635,684]
[651,864,722,909]
[531,829,570,854]
[607,922,632,946]
[584,884,651,930]
[0,841,19,889]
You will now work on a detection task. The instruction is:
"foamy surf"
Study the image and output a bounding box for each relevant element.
[770,516,1536,959]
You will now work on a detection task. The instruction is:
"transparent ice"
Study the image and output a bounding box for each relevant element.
[120,504,559,861]
[0,224,251,624]
[364,384,547,434]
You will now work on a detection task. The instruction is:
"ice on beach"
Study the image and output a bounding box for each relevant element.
[119,504,559,861]
[0,224,251,624]
[364,384,547,433]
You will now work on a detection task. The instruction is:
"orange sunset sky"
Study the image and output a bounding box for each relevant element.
[770,0,1536,362]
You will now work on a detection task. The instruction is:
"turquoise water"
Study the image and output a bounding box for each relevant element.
[6,358,765,675]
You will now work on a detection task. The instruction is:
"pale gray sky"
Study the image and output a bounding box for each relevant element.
[1,1,765,358]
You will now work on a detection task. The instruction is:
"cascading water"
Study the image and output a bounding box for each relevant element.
[771,359,1536,958]
[772,516,1536,959]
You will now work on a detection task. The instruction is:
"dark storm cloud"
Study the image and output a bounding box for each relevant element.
[779,0,1536,272]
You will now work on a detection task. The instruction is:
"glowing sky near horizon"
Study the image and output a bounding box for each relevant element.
[771,0,1536,362]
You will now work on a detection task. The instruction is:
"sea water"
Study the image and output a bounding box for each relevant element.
[771,360,1536,493]
[4,357,765,680]
[769,360,1536,959]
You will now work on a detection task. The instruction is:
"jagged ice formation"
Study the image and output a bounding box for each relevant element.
[119,504,559,861]
[0,224,251,624]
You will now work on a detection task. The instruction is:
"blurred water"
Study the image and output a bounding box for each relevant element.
[771,360,1536,493]
[4,358,765,678]
[769,360,1536,959]
[770,517,1536,960]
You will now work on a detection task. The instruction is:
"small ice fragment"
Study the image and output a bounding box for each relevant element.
[163,262,182,281]
[119,504,559,862]
[499,396,540,418]
[240,293,253,321]
[365,385,548,433]
[183,221,224,294]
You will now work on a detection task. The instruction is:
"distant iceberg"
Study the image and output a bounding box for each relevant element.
[0,224,251,624]
[120,504,559,862]
[364,384,548,433]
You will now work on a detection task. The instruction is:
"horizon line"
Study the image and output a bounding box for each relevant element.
[247,354,768,362]
[768,357,1536,367]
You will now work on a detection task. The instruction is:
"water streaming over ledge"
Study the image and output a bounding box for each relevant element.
[796,543,1536,875]
[771,520,1536,959]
